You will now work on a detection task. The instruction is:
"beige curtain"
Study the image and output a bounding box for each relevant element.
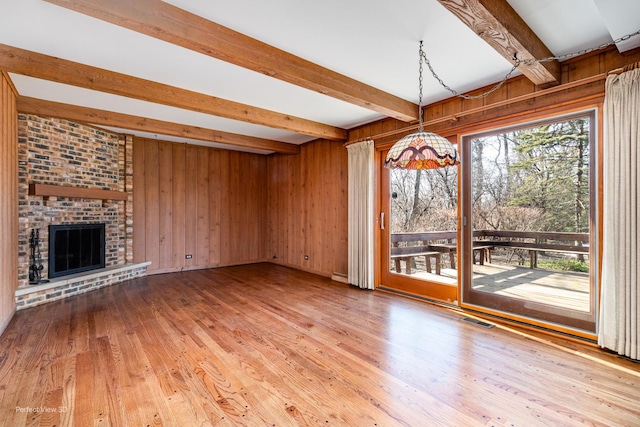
[347,139,375,290]
[599,66,640,359]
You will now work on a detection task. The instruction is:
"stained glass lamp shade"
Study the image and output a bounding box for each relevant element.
[384,130,459,169]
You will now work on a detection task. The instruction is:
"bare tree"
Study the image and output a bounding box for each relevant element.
[390,167,458,233]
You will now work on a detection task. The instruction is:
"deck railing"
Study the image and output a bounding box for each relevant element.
[390,230,589,271]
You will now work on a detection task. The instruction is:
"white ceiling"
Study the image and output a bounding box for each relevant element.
[1,0,639,154]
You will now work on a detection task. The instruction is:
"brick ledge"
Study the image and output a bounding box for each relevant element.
[15,262,151,310]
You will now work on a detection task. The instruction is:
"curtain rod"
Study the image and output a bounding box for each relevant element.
[346,72,610,146]
[608,61,640,75]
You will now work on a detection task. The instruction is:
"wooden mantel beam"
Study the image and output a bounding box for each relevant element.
[0,44,346,141]
[438,0,560,87]
[16,96,301,154]
[44,0,419,122]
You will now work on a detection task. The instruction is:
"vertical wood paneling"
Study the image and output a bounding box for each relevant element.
[208,149,221,265]
[0,73,18,334]
[286,152,298,267]
[229,152,242,260]
[218,150,231,265]
[134,136,344,277]
[217,150,268,265]
[242,152,267,262]
[285,152,300,266]
[171,144,185,268]
[267,139,348,277]
[322,141,333,273]
[133,139,268,274]
[132,138,146,262]
[332,140,349,275]
[308,141,322,271]
[506,76,533,100]
[240,153,253,260]
[267,154,291,263]
[225,151,240,262]
[144,140,160,269]
[293,153,303,266]
[184,145,198,269]
[300,145,310,267]
[158,142,173,268]
[196,146,210,267]
[255,154,268,261]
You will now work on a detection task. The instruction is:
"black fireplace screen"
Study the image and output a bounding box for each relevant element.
[49,223,105,279]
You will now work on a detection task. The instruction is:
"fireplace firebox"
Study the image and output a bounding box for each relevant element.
[49,223,106,279]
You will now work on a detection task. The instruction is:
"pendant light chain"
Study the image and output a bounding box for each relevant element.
[422,28,640,100]
[418,40,424,131]
[521,28,640,64]
[422,49,518,100]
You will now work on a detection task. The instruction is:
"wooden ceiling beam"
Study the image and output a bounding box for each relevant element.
[438,0,560,87]
[17,96,301,154]
[44,0,419,122]
[0,44,346,140]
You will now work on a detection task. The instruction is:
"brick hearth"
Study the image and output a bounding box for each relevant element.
[15,262,150,310]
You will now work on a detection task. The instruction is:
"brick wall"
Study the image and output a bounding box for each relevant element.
[17,115,132,288]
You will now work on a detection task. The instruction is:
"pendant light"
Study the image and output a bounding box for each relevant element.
[384,41,459,169]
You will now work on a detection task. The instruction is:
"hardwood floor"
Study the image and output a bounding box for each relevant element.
[0,263,638,426]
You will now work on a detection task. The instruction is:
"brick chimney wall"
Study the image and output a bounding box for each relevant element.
[17,114,133,288]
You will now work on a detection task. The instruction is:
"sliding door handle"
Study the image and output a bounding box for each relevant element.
[380,212,385,230]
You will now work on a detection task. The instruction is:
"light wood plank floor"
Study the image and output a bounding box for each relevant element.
[0,263,638,426]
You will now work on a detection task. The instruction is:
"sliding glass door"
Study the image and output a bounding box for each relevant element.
[461,111,598,332]
[379,147,458,303]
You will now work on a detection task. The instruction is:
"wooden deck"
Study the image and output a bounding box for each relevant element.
[1,263,638,426]
[401,262,590,312]
[472,263,590,312]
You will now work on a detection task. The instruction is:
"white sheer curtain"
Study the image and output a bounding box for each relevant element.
[599,66,640,360]
[347,139,375,290]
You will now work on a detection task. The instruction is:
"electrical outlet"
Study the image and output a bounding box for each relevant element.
[185,254,192,259]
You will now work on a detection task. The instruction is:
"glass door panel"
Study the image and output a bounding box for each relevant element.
[461,111,597,332]
[380,149,458,304]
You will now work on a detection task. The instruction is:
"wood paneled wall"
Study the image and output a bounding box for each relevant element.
[133,137,348,278]
[133,138,268,274]
[0,72,18,334]
[267,139,348,277]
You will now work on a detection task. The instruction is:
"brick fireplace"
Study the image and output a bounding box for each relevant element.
[16,114,147,309]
